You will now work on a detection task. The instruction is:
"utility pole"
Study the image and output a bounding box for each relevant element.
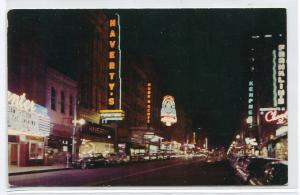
[71,96,77,162]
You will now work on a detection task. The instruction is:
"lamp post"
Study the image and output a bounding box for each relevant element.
[71,118,85,162]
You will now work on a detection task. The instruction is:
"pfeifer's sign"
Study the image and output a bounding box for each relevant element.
[161,95,177,126]
[8,91,50,136]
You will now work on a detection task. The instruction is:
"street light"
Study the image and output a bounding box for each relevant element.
[78,118,85,125]
[236,134,241,139]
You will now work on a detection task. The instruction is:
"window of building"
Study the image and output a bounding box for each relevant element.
[29,141,44,160]
[61,91,65,113]
[51,87,56,111]
[69,95,73,116]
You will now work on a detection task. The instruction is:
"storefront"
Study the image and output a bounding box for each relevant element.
[265,126,288,160]
[78,122,115,158]
[144,132,163,154]
[46,124,73,165]
[8,91,50,167]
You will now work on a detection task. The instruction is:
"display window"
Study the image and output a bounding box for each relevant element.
[29,141,44,160]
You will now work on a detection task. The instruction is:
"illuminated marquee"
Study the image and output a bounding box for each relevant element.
[146,82,151,124]
[161,95,177,126]
[7,91,50,136]
[100,110,125,122]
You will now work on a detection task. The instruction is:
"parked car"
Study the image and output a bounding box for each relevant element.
[262,161,288,185]
[156,152,165,160]
[105,153,119,165]
[73,153,108,169]
[236,156,275,183]
[131,153,149,162]
[116,152,130,164]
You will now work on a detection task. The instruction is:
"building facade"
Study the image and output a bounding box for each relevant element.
[239,33,287,160]
[7,12,51,168]
[45,68,77,165]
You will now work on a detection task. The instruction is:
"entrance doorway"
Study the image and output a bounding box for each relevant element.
[8,143,19,166]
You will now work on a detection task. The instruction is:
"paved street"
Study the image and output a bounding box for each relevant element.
[9,158,241,187]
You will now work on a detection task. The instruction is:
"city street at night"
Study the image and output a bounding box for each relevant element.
[7,8,288,187]
[9,157,240,186]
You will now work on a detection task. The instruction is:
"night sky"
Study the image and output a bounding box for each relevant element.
[8,9,286,146]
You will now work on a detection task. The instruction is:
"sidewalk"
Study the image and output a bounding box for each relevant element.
[9,164,73,176]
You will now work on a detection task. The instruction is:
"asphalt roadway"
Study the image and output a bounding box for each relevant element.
[9,157,241,187]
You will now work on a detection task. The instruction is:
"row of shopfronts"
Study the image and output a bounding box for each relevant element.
[7,91,170,167]
[230,118,288,161]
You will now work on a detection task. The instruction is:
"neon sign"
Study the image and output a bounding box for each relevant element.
[101,13,124,122]
[146,82,151,124]
[264,110,287,124]
[107,13,122,110]
[277,44,286,109]
[247,80,254,126]
[8,91,36,112]
[107,16,118,107]
[161,95,177,126]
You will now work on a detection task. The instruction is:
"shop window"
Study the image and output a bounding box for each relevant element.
[51,87,56,110]
[61,91,65,113]
[69,95,73,116]
[29,141,44,160]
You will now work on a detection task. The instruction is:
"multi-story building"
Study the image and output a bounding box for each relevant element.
[45,68,77,165]
[7,11,51,167]
[240,33,287,159]
[119,56,165,155]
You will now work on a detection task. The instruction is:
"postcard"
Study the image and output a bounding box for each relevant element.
[7,9,288,187]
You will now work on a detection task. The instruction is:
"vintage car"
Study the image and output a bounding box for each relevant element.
[73,153,108,169]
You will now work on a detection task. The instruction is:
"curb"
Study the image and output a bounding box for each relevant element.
[9,167,73,176]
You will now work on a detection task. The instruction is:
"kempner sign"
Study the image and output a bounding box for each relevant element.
[7,91,51,136]
[161,95,177,126]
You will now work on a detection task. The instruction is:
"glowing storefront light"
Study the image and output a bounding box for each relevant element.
[160,95,177,126]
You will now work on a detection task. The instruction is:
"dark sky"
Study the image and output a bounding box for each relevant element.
[8,9,286,146]
[108,9,286,146]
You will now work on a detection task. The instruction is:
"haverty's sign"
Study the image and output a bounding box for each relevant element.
[101,13,125,122]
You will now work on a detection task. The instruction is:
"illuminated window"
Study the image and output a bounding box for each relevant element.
[69,95,73,116]
[51,87,56,111]
[29,141,44,160]
[61,91,65,113]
